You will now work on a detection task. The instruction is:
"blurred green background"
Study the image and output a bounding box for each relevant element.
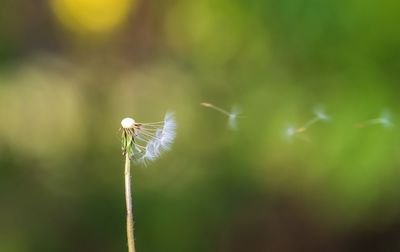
[1,0,400,251]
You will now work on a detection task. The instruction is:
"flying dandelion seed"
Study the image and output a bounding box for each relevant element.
[355,110,394,129]
[120,112,177,164]
[201,102,242,130]
[285,107,330,140]
[284,125,310,142]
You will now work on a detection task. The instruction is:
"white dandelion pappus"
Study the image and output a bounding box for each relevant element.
[378,110,394,128]
[314,107,330,121]
[158,112,177,149]
[228,106,241,130]
[285,126,296,138]
[120,112,177,164]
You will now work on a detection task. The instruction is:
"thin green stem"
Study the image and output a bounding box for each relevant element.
[125,154,136,252]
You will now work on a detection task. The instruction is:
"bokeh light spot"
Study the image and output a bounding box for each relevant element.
[51,0,134,34]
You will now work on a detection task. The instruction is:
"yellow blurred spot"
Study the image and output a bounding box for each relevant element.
[51,0,134,34]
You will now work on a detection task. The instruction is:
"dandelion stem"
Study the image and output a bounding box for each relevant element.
[201,102,231,117]
[124,154,136,252]
[301,116,320,130]
[364,118,383,125]
[356,118,383,128]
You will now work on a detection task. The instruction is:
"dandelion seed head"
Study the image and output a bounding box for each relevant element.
[121,117,135,129]
[128,112,177,164]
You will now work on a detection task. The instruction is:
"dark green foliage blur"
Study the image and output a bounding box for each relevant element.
[1,0,400,251]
